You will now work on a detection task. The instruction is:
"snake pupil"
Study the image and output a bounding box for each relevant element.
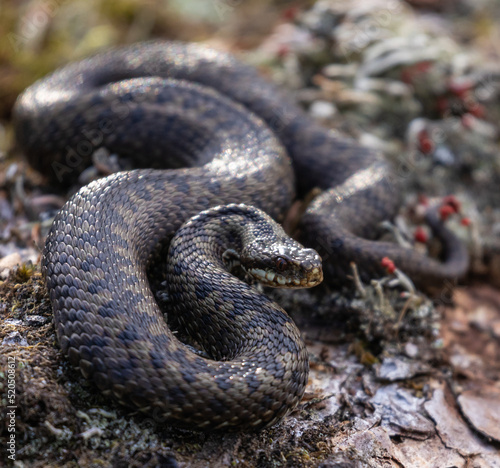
[276,257,288,271]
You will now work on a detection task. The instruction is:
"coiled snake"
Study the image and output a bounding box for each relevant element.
[13,41,468,430]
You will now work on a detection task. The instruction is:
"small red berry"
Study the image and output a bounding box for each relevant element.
[381,257,396,274]
[460,217,471,226]
[442,195,461,214]
[417,129,434,154]
[439,204,455,221]
[414,227,428,244]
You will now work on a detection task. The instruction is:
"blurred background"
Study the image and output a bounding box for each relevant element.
[0,0,498,117]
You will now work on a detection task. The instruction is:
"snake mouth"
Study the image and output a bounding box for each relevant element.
[247,267,323,288]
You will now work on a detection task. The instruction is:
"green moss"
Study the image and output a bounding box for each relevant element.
[12,262,36,284]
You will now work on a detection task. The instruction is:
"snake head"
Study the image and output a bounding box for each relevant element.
[240,238,323,289]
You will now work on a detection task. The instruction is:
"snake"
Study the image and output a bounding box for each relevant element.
[13,41,469,430]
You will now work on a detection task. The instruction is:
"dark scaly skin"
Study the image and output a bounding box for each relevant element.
[165,203,322,427]
[13,41,469,430]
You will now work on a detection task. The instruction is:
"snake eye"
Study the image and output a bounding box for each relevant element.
[275,257,288,271]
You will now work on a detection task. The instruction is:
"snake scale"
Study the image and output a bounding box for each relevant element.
[13,41,469,430]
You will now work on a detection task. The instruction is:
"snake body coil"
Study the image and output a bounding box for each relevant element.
[13,41,468,430]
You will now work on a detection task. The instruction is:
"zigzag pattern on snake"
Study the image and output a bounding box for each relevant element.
[13,41,469,430]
